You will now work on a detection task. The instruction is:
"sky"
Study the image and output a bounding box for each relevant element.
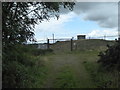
[34,2,118,43]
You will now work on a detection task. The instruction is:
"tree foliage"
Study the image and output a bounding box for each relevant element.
[2,2,75,46]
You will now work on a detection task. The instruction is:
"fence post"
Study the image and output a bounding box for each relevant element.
[71,38,73,51]
[47,39,49,49]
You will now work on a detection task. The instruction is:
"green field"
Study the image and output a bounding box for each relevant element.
[29,39,118,88]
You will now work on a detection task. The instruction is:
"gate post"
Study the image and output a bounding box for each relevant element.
[71,38,73,51]
[47,38,49,49]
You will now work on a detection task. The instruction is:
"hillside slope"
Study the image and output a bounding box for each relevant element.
[50,39,115,52]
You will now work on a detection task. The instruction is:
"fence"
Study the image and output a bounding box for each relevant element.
[86,35,118,40]
[29,35,119,51]
[32,35,118,44]
[47,37,74,51]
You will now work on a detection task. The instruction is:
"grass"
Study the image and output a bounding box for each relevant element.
[27,39,118,88]
[80,50,119,88]
[40,50,98,88]
[4,39,117,88]
[83,61,119,88]
[54,65,77,88]
[68,49,119,88]
[28,64,48,88]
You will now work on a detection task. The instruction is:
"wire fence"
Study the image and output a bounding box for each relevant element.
[33,35,118,44]
[86,35,118,40]
[27,35,119,50]
[27,35,119,45]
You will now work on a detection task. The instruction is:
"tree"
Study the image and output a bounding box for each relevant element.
[2,2,75,88]
[2,2,75,46]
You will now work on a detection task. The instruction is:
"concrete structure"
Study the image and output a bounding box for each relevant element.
[38,43,47,49]
[77,35,86,40]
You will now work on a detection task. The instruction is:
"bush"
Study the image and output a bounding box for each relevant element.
[2,44,52,88]
[2,61,30,88]
[98,39,120,71]
[2,44,34,88]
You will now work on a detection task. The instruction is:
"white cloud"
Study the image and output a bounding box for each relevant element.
[87,29,118,37]
[34,2,118,41]
[34,12,77,41]
[35,12,76,33]
[60,2,118,28]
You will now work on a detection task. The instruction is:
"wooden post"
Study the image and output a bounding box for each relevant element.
[47,39,49,49]
[71,38,73,51]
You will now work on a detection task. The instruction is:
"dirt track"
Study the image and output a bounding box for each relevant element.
[41,52,96,88]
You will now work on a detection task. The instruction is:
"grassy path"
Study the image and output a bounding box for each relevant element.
[41,51,98,88]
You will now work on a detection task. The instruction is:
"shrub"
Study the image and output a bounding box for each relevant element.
[2,44,51,88]
[2,61,29,88]
[97,39,120,71]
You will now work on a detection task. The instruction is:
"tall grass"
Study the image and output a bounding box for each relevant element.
[83,55,119,88]
[2,44,53,88]
[72,49,119,88]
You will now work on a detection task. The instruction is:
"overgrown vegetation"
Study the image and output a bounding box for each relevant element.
[2,2,75,88]
[98,39,120,71]
[83,61,119,88]
[2,44,53,88]
[51,39,119,88]
[81,39,120,88]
